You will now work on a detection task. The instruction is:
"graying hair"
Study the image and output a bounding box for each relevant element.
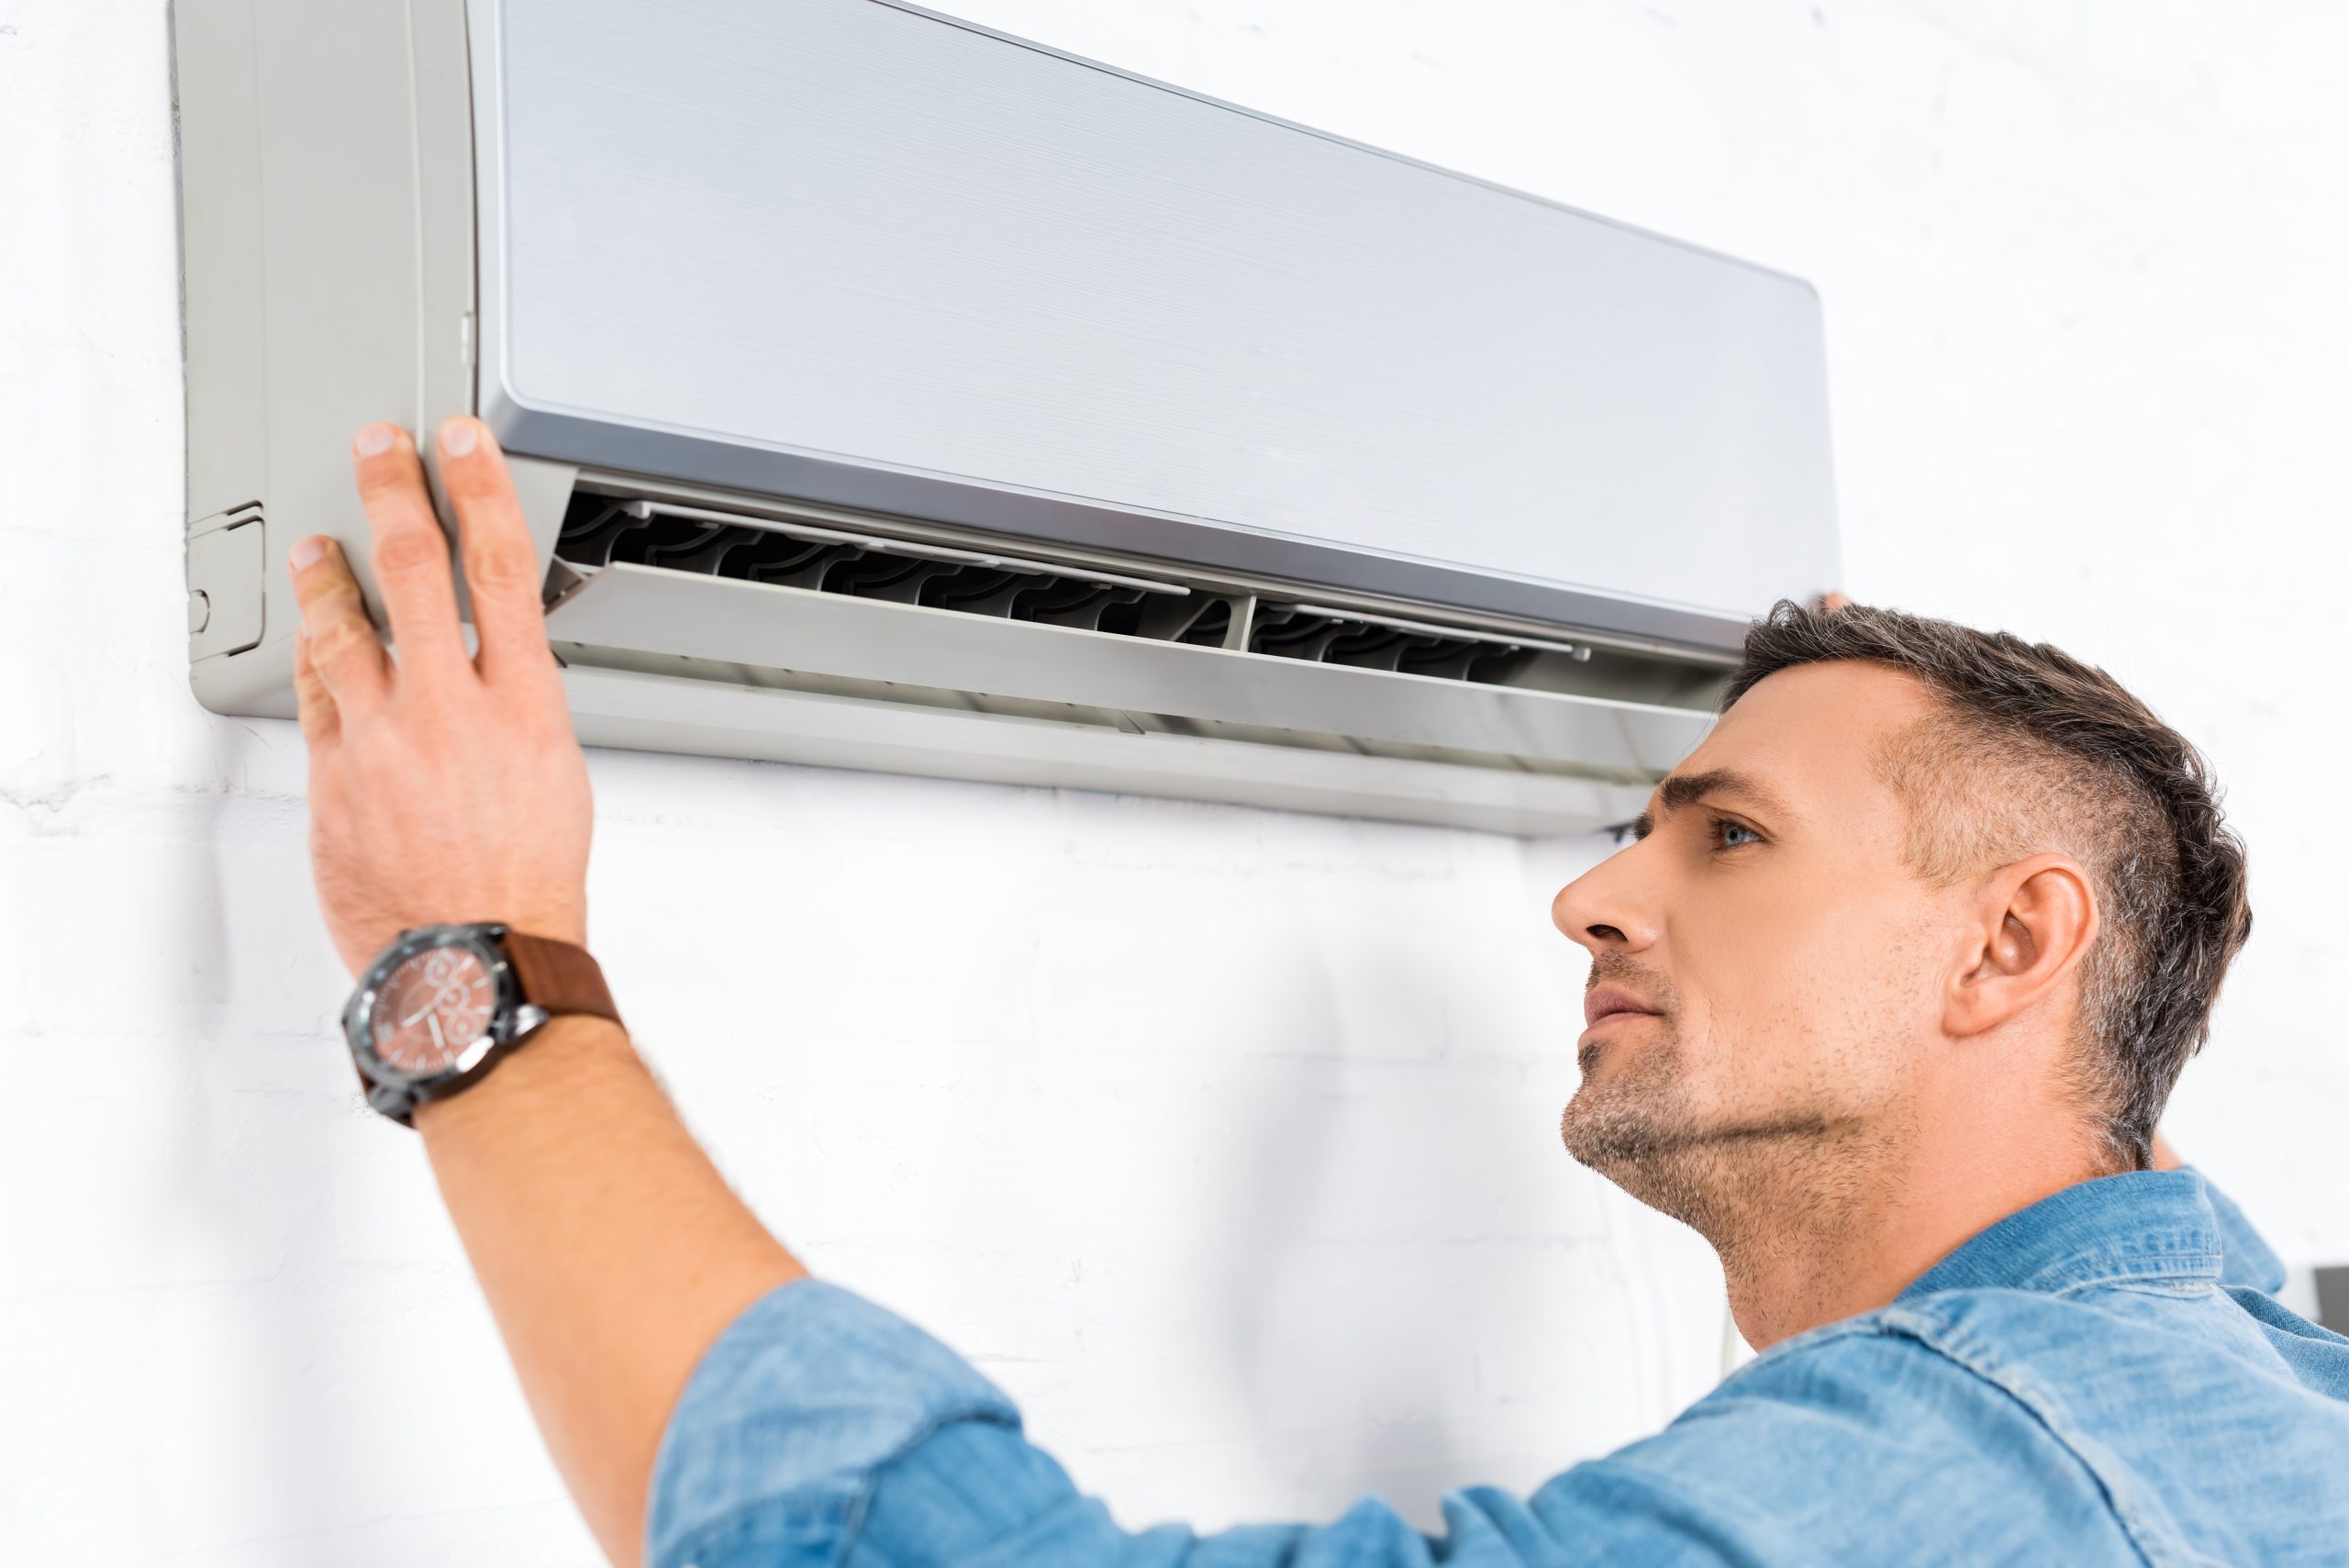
[1724,601,2252,1170]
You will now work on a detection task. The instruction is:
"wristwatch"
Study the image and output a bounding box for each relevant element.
[343,923,621,1127]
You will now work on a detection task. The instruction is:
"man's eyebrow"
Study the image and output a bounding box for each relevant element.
[1627,769,1793,841]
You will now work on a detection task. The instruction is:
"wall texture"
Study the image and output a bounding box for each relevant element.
[3,2,2343,1562]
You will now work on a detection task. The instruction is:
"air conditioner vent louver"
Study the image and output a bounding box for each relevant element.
[554,494,1597,686]
[556,494,1230,645]
[1247,606,1556,684]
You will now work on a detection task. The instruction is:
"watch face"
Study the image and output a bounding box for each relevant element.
[369,942,497,1077]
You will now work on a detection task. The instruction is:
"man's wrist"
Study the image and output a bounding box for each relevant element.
[412,1014,638,1138]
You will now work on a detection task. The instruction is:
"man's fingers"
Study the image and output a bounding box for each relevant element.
[351,423,471,680]
[1820,592,1853,613]
[437,417,555,683]
[291,620,340,746]
[288,534,390,714]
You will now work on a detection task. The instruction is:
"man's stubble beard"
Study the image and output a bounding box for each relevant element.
[1559,991,1880,1269]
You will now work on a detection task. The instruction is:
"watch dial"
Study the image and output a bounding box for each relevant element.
[371,945,495,1075]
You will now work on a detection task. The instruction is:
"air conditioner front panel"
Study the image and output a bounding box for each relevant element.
[176,0,1834,831]
[475,0,1838,652]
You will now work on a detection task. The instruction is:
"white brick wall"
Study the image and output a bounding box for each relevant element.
[3,2,2341,1562]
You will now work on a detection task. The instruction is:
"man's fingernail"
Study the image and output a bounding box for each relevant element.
[440,417,478,457]
[354,423,396,458]
[289,536,330,571]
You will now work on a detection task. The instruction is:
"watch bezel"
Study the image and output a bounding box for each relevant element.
[343,923,522,1090]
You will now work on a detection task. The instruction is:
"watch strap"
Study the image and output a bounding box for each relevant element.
[501,930,622,1028]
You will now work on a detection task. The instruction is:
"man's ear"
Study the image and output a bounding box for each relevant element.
[1944,853,2099,1040]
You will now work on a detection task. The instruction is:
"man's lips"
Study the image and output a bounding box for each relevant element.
[1583,984,1661,1030]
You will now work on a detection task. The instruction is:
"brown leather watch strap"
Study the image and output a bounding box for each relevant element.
[502,931,623,1028]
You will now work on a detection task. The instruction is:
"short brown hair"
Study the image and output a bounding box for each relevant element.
[1725,601,2252,1168]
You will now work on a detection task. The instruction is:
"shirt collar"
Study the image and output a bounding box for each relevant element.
[1898,1168,2224,1300]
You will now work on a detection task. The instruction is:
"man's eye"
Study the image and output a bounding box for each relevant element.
[1713,817,1762,850]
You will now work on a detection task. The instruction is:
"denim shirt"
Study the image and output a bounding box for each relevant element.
[646,1171,2349,1566]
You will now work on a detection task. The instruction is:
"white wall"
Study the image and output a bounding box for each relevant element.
[4,2,2343,1562]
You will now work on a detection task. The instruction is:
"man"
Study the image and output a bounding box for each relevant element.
[292,418,2349,1567]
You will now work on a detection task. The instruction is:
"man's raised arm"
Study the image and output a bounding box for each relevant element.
[289,418,805,1565]
[286,419,1616,1568]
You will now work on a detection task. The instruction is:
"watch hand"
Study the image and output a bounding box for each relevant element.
[428,1012,446,1052]
[403,1003,434,1028]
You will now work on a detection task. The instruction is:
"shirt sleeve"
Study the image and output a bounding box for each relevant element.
[645,1282,2128,1567]
[643,1280,1024,1568]
[2188,1166,2288,1295]
[644,1281,1620,1568]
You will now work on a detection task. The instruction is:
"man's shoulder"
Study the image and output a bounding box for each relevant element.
[1686,1280,2233,1445]
[1527,1302,2136,1563]
[1681,1292,2082,1442]
[1612,1300,2089,1465]
[1556,1281,2349,1567]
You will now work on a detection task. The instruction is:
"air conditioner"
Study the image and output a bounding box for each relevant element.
[173,0,1838,834]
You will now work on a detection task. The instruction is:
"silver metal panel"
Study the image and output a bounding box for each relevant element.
[172,0,271,530]
[562,665,1662,837]
[175,0,486,714]
[475,0,1838,653]
[543,563,1706,778]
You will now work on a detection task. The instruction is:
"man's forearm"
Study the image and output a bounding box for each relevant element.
[417,1016,806,1567]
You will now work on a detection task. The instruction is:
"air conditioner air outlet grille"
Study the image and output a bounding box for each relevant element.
[554,493,1231,645]
[549,492,1716,706]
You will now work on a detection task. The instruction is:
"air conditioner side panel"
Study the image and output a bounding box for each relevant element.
[173,0,271,535]
[175,0,495,717]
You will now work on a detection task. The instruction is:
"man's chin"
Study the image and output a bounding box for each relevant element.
[1562,1086,1850,1233]
[1559,1093,1738,1232]
[1561,1106,1682,1172]
[1560,1083,1687,1167]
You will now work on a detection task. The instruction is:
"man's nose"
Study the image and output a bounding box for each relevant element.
[1551,841,1663,955]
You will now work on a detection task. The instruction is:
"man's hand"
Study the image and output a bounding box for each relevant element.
[289,417,592,975]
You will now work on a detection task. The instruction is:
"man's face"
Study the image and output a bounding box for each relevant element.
[1553,662,1957,1223]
